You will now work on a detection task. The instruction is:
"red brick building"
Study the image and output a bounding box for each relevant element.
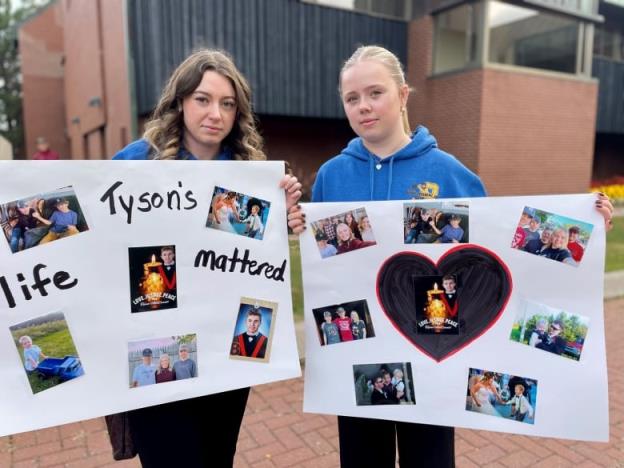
[19,0,623,196]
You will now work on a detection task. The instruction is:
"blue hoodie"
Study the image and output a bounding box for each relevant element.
[311,126,486,202]
[112,139,234,161]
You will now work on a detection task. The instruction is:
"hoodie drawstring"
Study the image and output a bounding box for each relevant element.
[387,157,395,200]
[369,157,375,201]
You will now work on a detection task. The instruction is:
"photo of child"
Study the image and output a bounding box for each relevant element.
[206,186,270,240]
[229,298,277,362]
[312,299,375,346]
[128,335,198,388]
[10,312,85,394]
[352,362,415,406]
[465,368,537,425]
[511,206,593,267]
[510,299,590,361]
[403,201,469,244]
[0,186,89,253]
[310,208,376,259]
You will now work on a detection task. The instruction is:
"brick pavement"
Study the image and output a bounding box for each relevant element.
[1,298,623,467]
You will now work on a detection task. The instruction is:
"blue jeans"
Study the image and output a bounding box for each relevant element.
[405,228,418,244]
[10,226,23,252]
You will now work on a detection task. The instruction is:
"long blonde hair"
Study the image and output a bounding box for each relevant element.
[339,45,411,135]
[143,49,265,160]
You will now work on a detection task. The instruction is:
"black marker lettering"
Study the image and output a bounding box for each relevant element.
[118,195,134,224]
[167,188,181,210]
[184,190,198,210]
[151,193,164,208]
[99,181,123,214]
[31,264,52,297]
[137,192,151,212]
[53,271,78,290]
[0,275,16,308]
[194,248,286,282]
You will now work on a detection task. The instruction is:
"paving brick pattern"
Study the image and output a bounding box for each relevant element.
[2,298,623,467]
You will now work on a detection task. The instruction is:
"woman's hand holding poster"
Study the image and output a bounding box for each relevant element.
[300,194,608,441]
[0,160,300,437]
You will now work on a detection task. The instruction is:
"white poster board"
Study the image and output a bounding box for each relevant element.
[0,160,300,437]
[301,195,608,441]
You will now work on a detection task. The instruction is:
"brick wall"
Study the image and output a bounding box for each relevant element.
[19,2,69,159]
[406,16,598,196]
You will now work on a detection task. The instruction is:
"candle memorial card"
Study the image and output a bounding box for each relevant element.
[301,195,608,441]
[0,160,300,437]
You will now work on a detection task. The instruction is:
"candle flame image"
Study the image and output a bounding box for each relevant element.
[425,282,447,332]
[140,254,164,308]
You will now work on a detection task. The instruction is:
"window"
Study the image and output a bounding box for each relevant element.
[488,1,581,74]
[594,27,624,62]
[433,3,481,73]
[303,0,411,20]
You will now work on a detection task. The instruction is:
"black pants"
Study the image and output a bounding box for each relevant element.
[338,416,455,468]
[128,387,250,467]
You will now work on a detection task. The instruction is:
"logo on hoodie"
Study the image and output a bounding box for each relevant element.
[408,182,439,199]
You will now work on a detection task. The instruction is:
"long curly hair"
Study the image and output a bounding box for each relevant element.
[143,49,265,160]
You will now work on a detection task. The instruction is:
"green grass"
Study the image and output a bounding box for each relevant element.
[289,238,304,320]
[606,216,624,272]
[11,322,80,394]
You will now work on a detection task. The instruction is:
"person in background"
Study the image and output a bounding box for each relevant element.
[32,137,60,160]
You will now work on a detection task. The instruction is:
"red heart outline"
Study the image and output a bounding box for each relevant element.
[375,244,514,362]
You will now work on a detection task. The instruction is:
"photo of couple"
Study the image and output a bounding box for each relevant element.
[511,206,593,267]
[206,186,270,240]
[352,362,415,406]
[0,186,89,254]
[403,201,469,244]
[128,335,198,388]
[510,299,590,361]
[310,207,376,259]
[465,368,537,425]
[312,299,375,346]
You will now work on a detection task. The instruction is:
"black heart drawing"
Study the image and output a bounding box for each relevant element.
[376,245,512,362]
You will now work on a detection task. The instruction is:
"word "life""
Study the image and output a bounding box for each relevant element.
[100,180,198,224]
[0,264,78,309]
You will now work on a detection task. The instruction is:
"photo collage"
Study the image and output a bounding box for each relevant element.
[309,201,594,423]
[3,184,278,395]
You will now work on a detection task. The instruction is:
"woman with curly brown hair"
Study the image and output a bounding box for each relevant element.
[114,48,301,467]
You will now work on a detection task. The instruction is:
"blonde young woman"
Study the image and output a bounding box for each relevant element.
[288,45,614,467]
[114,49,301,467]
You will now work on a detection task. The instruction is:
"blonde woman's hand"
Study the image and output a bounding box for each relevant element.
[595,192,614,232]
[280,175,302,211]
[288,204,306,235]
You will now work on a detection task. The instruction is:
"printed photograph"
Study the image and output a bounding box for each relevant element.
[414,275,460,334]
[312,299,376,346]
[310,207,376,259]
[206,186,270,240]
[510,299,590,361]
[352,362,415,406]
[10,312,85,394]
[128,245,178,313]
[465,368,537,425]
[403,201,469,244]
[511,206,593,267]
[229,298,277,362]
[0,186,89,254]
[128,334,198,388]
